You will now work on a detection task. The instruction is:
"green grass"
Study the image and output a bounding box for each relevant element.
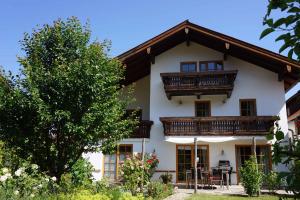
[186,194,292,200]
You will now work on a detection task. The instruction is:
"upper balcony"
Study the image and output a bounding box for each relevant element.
[160,116,275,136]
[130,120,153,138]
[160,70,238,100]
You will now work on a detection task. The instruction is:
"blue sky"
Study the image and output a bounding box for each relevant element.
[0,0,299,99]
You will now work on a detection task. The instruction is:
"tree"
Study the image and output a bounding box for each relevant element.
[261,0,300,61]
[0,17,137,181]
[267,118,300,196]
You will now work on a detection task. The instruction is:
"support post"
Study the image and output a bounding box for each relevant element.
[194,138,198,194]
[142,138,145,162]
[252,137,260,196]
[140,138,146,191]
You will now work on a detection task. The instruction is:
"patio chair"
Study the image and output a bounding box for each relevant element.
[208,169,224,189]
[185,169,192,189]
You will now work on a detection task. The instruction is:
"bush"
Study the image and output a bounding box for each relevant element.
[240,156,263,197]
[58,189,110,200]
[70,157,94,187]
[146,182,173,200]
[0,163,58,199]
[160,172,173,184]
[93,178,110,193]
[121,153,159,195]
[264,171,281,192]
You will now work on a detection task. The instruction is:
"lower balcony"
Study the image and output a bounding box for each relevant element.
[130,120,153,138]
[160,116,275,136]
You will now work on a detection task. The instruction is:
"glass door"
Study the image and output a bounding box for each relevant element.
[176,145,209,182]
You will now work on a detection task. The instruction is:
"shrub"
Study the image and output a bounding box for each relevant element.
[70,157,94,187]
[146,182,173,200]
[93,178,110,193]
[58,189,110,200]
[118,192,144,200]
[264,171,281,193]
[145,152,159,178]
[121,153,159,195]
[240,156,263,197]
[160,172,173,184]
[0,163,58,199]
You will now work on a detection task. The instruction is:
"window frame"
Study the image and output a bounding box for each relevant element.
[239,99,257,116]
[180,62,197,72]
[195,101,211,117]
[198,60,224,72]
[103,144,133,180]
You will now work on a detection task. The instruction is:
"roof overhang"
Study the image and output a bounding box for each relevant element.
[118,20,300,91]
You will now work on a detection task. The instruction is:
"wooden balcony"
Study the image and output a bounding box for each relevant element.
[160,116,275,136]
[160,70,238,99]
[130,120,153,138]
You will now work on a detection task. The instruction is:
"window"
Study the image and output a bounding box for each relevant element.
[199,61,223,72]
[240,99,257,116]
[180,62,197,72]
[104,144,133,180]
[195,101,211,117]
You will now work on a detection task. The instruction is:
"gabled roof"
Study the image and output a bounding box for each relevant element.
[118,20,300,91]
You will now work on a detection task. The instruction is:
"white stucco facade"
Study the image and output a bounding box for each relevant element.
[86,42,289,185]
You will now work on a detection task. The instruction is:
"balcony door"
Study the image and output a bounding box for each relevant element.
[236,145,271,183]
[176,145,209,182]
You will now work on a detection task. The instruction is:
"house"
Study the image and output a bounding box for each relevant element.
[85,20,300,185]
[287,90,300,140]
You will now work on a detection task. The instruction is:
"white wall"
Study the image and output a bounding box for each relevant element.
[125,75,150,120]
[147,42,288,183]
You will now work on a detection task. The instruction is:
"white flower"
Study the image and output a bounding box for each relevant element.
[51,176,57,181]
[15,169,23,176]
[37,184,43,188]
[45,178,49,182]
[30,193,35,197]
[14,190,19,195]
[2,168,9,173]
[5,173,12,178]
[31,164,39,170]
[33,186,37,190]
[0,175,7,182]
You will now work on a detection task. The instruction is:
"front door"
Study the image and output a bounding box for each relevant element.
[176,145,209,182]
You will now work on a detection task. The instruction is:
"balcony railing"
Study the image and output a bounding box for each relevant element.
[160,116,275,136]
[130,120,153,138]
[160,70,238,99]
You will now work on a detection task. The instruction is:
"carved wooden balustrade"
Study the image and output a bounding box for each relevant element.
[130,120,153,138]
[160,116,275,136]
[160,70,238,99]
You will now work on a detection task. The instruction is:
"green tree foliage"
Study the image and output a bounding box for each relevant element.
[0,17,137,181]
[267,118,300,197]
[261,0,300,61]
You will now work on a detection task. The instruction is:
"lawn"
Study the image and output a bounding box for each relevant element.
[186,194,292,200]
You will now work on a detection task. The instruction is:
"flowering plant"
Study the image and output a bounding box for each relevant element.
[145,152,159,178]
[120,152,159,195]
[0,163,58,199]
